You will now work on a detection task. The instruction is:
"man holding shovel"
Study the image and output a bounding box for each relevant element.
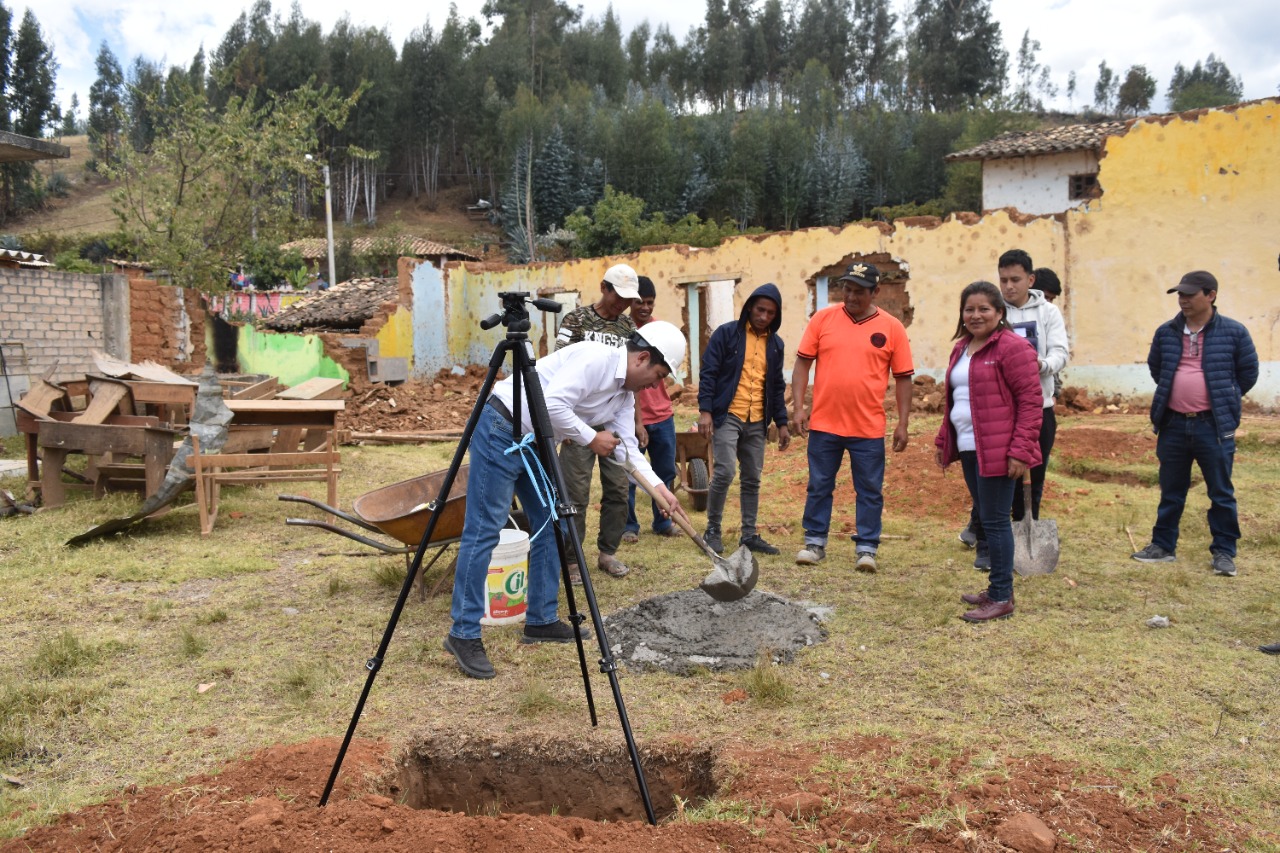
[444,325,690,679]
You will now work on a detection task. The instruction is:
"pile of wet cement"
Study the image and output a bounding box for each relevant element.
[604,590,828,675]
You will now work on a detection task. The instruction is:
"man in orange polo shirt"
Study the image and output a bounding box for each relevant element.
[791,262,914,572]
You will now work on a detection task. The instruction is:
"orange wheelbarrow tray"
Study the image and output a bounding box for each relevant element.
[280,466,471,555]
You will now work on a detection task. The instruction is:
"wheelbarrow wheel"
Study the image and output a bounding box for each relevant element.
[689,458,709,511]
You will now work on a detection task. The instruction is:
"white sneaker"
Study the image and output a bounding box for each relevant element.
[855,552,877,573]
[796,545,826,565]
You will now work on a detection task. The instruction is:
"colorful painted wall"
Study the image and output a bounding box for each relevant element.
[431,99,1278,408]
[233,324,349,388]
[434,213,1064,387]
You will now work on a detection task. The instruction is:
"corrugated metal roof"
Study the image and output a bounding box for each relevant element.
[945,120,1131,163]
[279,236,479,262]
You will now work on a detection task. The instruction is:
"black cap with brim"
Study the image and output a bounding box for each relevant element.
[1168,270,1217,294]
[836,262,879,288]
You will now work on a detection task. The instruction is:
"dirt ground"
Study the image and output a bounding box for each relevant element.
[7,393,1255,851]
[2,733,1247,852]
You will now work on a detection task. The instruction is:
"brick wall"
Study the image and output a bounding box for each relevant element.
[129,278,207,369]
[0,269,116,382]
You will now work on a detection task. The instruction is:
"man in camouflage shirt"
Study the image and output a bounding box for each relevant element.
[556,263,642,580]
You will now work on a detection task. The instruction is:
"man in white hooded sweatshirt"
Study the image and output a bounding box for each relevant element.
[999,249,1070,522]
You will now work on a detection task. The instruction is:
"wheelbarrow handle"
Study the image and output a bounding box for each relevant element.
[284,517,411,554]
[277,493,382,533]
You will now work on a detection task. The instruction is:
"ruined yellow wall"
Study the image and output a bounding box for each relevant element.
[444,213,1063,381]
[375,305,413,361]
[1064,100,1278,403]
[438,99,1277,406]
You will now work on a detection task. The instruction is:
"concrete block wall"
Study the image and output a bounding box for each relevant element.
[0,269,129,383]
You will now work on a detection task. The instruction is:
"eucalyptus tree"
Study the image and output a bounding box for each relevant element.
[1166,54,1243,111]
[908,0,1007,111]
[88,42,125,167]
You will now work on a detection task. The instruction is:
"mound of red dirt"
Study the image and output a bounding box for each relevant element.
[3,736,1252,852]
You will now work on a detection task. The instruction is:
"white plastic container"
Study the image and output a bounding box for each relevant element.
[480,528,529,626]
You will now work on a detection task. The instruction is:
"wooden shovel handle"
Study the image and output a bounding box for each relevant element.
[616,454,722,562]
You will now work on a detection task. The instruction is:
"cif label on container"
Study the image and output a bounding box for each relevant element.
[481,528,529,625]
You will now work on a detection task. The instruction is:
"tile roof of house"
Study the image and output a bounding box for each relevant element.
[279,236,479,262]
[945,120,1131,162]
[262,277,399,332]
[0,248,52,267]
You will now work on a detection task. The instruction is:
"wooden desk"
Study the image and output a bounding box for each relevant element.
[225,399,344,453]
[122,379,198,425]
[37,419,179,508]
[224,399,344,428]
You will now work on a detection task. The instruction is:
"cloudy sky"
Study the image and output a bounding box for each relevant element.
[33,0,1280,119]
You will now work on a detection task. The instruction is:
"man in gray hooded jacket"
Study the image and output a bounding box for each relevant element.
[697,283,791,555]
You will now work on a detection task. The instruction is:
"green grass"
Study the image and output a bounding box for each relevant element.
[1,415,1279,843]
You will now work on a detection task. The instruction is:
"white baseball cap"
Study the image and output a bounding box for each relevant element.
[603,264,641,299]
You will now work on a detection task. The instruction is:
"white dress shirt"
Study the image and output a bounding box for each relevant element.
[489,341,662,488]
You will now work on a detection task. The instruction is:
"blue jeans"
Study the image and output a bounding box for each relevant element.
[959,452,1017,602]
[625,416,677,534]
[449,404,564,640]
[802,430,884,553]
[1151,414,1239,557]
[706,415,768,538]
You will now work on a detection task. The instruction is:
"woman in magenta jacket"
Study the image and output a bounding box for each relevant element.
[935,281,1044,622]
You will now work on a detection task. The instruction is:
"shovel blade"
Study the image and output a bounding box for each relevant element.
[1013,517,1059,576]
[699,546,760,601]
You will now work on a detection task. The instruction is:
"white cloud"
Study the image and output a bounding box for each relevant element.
[39,0,1280,117]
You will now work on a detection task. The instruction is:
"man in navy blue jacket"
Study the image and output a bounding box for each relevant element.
[1131,271,1258,577]
[697,283,791,554]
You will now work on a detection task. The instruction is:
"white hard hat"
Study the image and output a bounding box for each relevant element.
[633,320,686,373]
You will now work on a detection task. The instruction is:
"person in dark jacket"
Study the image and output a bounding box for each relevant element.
[697,283,791,554]
[935,281,1043,622]
[1131,271,1258,577]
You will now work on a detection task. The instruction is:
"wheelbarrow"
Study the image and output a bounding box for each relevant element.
[674,430,712,511]
[280,466,484,599]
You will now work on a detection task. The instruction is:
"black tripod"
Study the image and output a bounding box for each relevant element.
[320,291,656,823]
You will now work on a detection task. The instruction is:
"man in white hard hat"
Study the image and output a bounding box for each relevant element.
[555,263,642,580]
[444,322,690,679]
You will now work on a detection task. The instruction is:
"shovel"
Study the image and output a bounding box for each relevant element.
[1012,478,1059,576]
[611,451,759,601]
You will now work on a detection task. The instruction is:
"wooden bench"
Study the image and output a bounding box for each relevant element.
[36,417,179,508]
[191,432,340,537]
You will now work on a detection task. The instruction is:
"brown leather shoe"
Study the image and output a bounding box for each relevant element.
[597,553,630,578]
[566,563,582,585]
[960,590,1015,606]
[961,598,1014,622]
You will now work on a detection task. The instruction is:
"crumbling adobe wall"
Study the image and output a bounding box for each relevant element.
[129,278,207,370]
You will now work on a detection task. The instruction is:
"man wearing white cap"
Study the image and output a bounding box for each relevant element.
[555,263,642,580]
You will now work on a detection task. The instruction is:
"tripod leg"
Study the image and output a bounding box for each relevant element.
[320,340,514,807]
[515,355,658,825]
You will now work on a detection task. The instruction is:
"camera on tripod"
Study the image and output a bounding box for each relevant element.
[481,291,562,333]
